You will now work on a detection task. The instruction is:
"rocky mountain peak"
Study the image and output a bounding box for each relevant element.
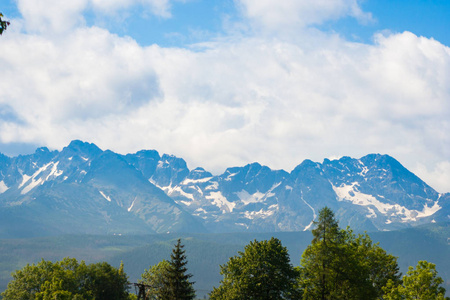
[0,141,447,237]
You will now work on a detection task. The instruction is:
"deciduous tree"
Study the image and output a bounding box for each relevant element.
[140,259,170,299]
[1,258,131,300]
[300,207,400,300]
[210,237,301,299]
[383,260,449,300]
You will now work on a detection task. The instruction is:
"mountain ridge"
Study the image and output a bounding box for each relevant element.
[0,140,448,237]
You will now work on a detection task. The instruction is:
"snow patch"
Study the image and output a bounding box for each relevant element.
[194,207,207,214]
[333,183,442,222]
[99,191,111,202]
[236,183,280,205]
[0,181,9,194]
[366,207,377,218]
[235,223,249,229]
[205,181,219,190]
[19,174,31,188]
[181,177,213,185]
[21,178,43,194]
[20,162,57,194]
[206,191,235,213]
[236,190,265,205]
[165,186,195,201]
[128,197,137,212]
[301,195,316,231]
[193,207,208,219]
[358,160,369,176]
[45,162,63,181]
[225,172,239,181]
[244,205,277,219]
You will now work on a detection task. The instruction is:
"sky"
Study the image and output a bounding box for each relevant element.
[0,0,449,193]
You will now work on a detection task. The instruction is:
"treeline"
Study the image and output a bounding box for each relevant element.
[1,208,448,299]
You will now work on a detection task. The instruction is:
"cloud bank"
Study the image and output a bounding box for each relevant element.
[1,0,449,193]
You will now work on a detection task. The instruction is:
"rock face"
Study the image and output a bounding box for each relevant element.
[0,140,448,237]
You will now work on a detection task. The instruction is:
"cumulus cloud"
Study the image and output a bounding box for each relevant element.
[17,0,88,33]
[415,162,450,195]
[1,1,450,193]
[15,0,174,34]
[235,0,373,33]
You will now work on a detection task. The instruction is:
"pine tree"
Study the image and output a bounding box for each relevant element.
[162,239,195,300]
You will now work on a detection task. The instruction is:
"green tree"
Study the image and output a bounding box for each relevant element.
[350,231,401,297]
[300,207,400,300]
[0,12,10,35]
[210,237,301,299]
[139,260,170,299]
[161,239,196,300]
[383,260,449,300]
[85,261,130,300]
[300,207,347,300]
[1,257,131,300]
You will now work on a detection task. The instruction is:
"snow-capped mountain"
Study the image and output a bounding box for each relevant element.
[144,154,449,233]
[0,140,448,237]
[0,141,205,237]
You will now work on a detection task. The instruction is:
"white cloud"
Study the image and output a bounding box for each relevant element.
[414,162,450,194]
[17,0,88,33]
[235,0,373,32]
[15,0,174,34]
[1,1,450,194]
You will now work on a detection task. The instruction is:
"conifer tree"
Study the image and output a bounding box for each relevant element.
[300,207,401,300]
[162,239,195,300]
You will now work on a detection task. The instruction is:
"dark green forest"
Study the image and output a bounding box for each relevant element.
[0,210,449,299]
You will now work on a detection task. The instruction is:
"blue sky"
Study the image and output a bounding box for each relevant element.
[3,0,449,47]
[0,0,449,193]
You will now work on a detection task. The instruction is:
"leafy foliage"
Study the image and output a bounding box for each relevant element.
[210,237,301,299]
[383,260,449,300]
[139,259,170,299]
[0,13,10,35]
[300,207,401,300]
[1,258,131,300]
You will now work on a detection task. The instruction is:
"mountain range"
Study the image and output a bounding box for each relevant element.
[0,140,448,238]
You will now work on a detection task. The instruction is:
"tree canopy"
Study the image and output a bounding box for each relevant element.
[383,260,449,300]
[139,259,170,299]
[300,207,401,300]
[1,258,131,300]
[1,208,448,299]
[210,237,301,299]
